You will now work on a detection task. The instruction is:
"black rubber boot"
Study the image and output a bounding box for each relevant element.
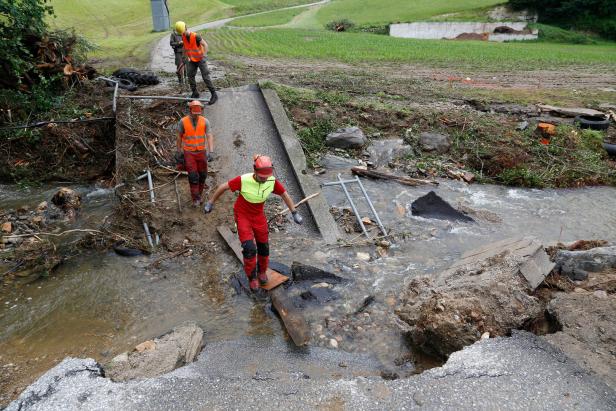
[191,91,199,99]
[177,73,183,85]
[208,90,218,105]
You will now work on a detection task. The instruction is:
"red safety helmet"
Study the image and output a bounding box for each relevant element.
[253,154,274,179]
[188,100,203,114]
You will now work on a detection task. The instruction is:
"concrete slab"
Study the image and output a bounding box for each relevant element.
[259,83,341,244]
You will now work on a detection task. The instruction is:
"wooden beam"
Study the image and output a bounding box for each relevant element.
[351,167,438,186]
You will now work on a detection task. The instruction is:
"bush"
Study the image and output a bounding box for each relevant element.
[532,23,597,44]
[350,24,390,35]
[325,19,355,32]
[0,0,54,85]
[509,0,616,40]
[297,119,335,167]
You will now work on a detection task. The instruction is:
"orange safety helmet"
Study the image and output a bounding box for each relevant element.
[188,100,203,114]
[253,154,274,179]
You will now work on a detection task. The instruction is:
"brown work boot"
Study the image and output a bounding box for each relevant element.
[258,271,268,286]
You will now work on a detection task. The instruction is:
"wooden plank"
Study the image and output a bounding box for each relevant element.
[217,225,243,261]
[217,224,309,346]
[351,167,438,186]
[270,287,310,346]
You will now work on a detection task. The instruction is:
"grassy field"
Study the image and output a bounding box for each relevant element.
[208,28,616,69]
[229,7,307,27]
[48,0,315,67]
[313,0,505,27]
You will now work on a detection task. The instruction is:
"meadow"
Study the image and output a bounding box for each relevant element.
[208,28,616,70]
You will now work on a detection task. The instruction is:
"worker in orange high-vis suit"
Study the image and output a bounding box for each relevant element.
[176,100,215,206]
[203,155,303,292]
[174,21,218,105]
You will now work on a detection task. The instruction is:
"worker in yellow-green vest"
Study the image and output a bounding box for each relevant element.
[203,155,303,291]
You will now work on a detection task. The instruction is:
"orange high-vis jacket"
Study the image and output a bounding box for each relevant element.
[181,116,207,152]
[182,32,204,62]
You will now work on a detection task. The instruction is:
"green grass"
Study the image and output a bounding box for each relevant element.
[48,0,316,67]
[314,0,505,27]
[208,28,616,69]
[229,7,306,27]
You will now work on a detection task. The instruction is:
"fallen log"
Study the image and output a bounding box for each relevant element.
[217,225,309,346]
[351,167,438,186]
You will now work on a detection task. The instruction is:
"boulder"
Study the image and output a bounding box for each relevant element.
[318,154,358,170]
[555,246,616,281]
[411,191,474,223]
[325,127,366,149]
[105,323,204,382]
[396,238,553,358]
[418,132,451,154]
[366,139,412,167]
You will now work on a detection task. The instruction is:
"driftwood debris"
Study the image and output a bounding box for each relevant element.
[217,225,309,346]
[351,167,438,187]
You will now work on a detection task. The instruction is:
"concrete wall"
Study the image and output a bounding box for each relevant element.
[390,22,538,41]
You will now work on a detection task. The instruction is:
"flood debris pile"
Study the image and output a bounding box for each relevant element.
[0,188,89,282]
[105,323,204,382]
[396,237,554,358]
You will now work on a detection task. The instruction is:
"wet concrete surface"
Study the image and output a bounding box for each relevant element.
[7,331,616,410]
[205,84,318,237]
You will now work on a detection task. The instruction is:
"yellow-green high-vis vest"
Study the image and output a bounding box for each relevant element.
[240,173,276,203]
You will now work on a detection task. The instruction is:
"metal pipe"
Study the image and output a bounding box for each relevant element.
[143,222,154,247]
[337,173,369,238]
[355,176,387,236]
[136,172,148,181]
[155,233,160,246]
[112,82,119,114]
[118,95,210,103]
[322,179,358,186]
[146,169,155,203]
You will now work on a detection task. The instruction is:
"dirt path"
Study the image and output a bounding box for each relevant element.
[149,0,330,73]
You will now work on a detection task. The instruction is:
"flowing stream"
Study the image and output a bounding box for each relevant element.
[1,177,616,400]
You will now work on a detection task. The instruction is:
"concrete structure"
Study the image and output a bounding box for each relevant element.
[150,0,170,32]
[390,22,538,42]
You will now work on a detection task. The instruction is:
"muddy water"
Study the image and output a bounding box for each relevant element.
[2,176,616,400]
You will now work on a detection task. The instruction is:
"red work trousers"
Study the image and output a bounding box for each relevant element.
[235,209,269,280]
[183,150,207,202]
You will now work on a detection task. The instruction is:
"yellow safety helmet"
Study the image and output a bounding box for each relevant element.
[174,21,186,34]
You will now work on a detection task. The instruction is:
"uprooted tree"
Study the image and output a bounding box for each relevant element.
[0,0,96,90]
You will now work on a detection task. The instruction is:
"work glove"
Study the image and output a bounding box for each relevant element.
[175,151,184,163]
[292,210,303,225]
[207,152,215,162]
[203,201,213,214]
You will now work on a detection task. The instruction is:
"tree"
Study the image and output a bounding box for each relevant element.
[509,0,616,39]
[0,0,54,86]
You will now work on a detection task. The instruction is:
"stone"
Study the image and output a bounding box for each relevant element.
[135,340,156,353]
[418,132,451,154]
[356,252,370,262]
[516,121,529,131]
[325,127,367,149]
[104,323,203,382]
[366,139,412,167]
[319,154,358,170]
[31,216,43,225]
[1,222,11,233]
[555,246,616,281]
[593,290,608,299]
[329,339,338,348]
[36,201,48,212]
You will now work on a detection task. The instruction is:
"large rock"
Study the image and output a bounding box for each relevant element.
[325,127,366,149]
[396,237,553,358]
[366,139,412,167]
[418,132,451,154]
[105,323,204,382]
[555,246,616,281]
